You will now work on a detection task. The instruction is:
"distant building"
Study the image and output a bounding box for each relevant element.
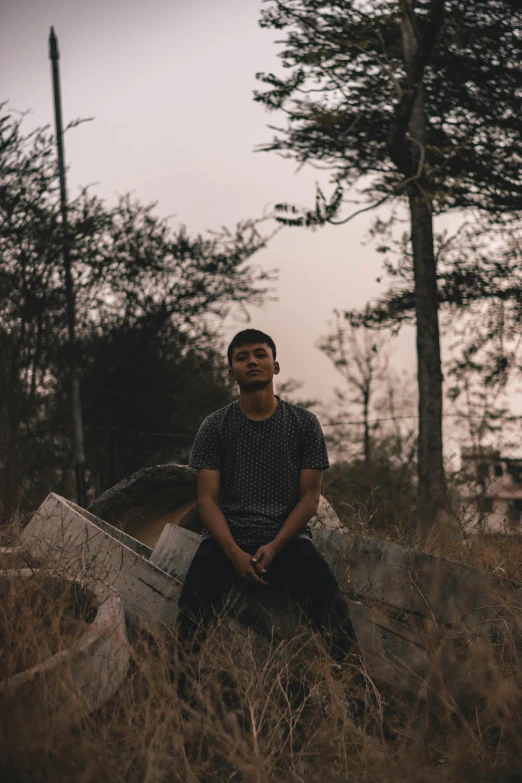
[460,447,522,534]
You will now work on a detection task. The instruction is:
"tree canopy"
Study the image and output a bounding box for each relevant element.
[0,108,276,519]
[254,0,522,537]
[255,0,522,217]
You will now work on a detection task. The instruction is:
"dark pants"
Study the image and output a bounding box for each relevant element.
[178,537,355,660]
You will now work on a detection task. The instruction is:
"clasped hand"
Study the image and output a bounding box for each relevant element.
[230,542,279,587]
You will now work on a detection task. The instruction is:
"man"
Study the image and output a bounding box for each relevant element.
[178,328,354,659]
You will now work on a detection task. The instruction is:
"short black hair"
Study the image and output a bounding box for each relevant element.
[227,329,276,366]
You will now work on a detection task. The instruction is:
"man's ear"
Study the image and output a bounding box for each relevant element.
[228,368,237,383]
[274,361,280,375]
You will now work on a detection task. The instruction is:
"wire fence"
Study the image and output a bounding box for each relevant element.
[3,411,522,537]
[42,414,522,538]
[321,410,522,537]
[82,424,194,495]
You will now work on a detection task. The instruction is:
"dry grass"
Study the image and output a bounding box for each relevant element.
[1,525,522,783]
[445,534,522,583]
[328,483,522,585]
[0,567,96,678]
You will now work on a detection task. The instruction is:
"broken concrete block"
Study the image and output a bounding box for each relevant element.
[150,524,201,581]
[21,493,181,634]
[148,510,344,585]
[310,495,343,531]
[0,573,129,754]
[87,464,344,549]
[69,500,152,558]
[87,464,199,530]
[313,527,522,634]
[347,599,431,697]
[147,522,431,696]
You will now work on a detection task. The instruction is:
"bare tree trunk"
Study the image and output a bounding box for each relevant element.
[408,188,447,535]
[401,5,448,539]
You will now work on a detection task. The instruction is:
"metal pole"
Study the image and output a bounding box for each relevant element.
[49,26,87,506]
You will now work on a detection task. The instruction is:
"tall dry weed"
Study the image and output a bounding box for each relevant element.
[1,526,522,782]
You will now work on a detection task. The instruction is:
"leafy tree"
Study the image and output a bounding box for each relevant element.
[73,321,235,493]
[0,108,277,520]
[254,0,522,537]
[354,216,522,380]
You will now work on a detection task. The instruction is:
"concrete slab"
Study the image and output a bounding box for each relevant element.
[150,524,201,580]
[148,523,434,696]
[87,464,344,549]
[68,500,152,559]
[347,599,432,697]
[87,462,521,634]
[31,489,510,699]
[313,527,522,634]
[21,493,181,634]
[149,502,341,584]
[87,464,198,531]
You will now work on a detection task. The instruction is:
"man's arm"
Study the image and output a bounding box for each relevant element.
[252,469,322,573]
[197,469,267,586]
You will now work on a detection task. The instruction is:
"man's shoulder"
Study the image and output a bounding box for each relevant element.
[202,400,238,427]
[280,399,320,427]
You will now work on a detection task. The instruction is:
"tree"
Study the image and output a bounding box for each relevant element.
[276,377,319,410]
[322,366,418,538]
[318,314,390,464]
[74,321,235,492]
[0,108,277,520]
[254,0,522,538]
[353,215,522,379]
[447,356,514,457]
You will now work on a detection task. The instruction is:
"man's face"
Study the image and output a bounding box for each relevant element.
[229,342,280,390]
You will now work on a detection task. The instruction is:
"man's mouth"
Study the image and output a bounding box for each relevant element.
[247,369,262,375]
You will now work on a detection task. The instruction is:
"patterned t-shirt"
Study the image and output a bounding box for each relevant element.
[188,398,330,548]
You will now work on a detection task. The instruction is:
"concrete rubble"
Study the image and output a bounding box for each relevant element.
[21,493,180,634]
[0,570,129,751]
[314,526,522,632]
[16,464,522,702]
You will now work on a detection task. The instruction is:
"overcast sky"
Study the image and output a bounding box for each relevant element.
[0,0,458,417]
[4,0,522,471]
